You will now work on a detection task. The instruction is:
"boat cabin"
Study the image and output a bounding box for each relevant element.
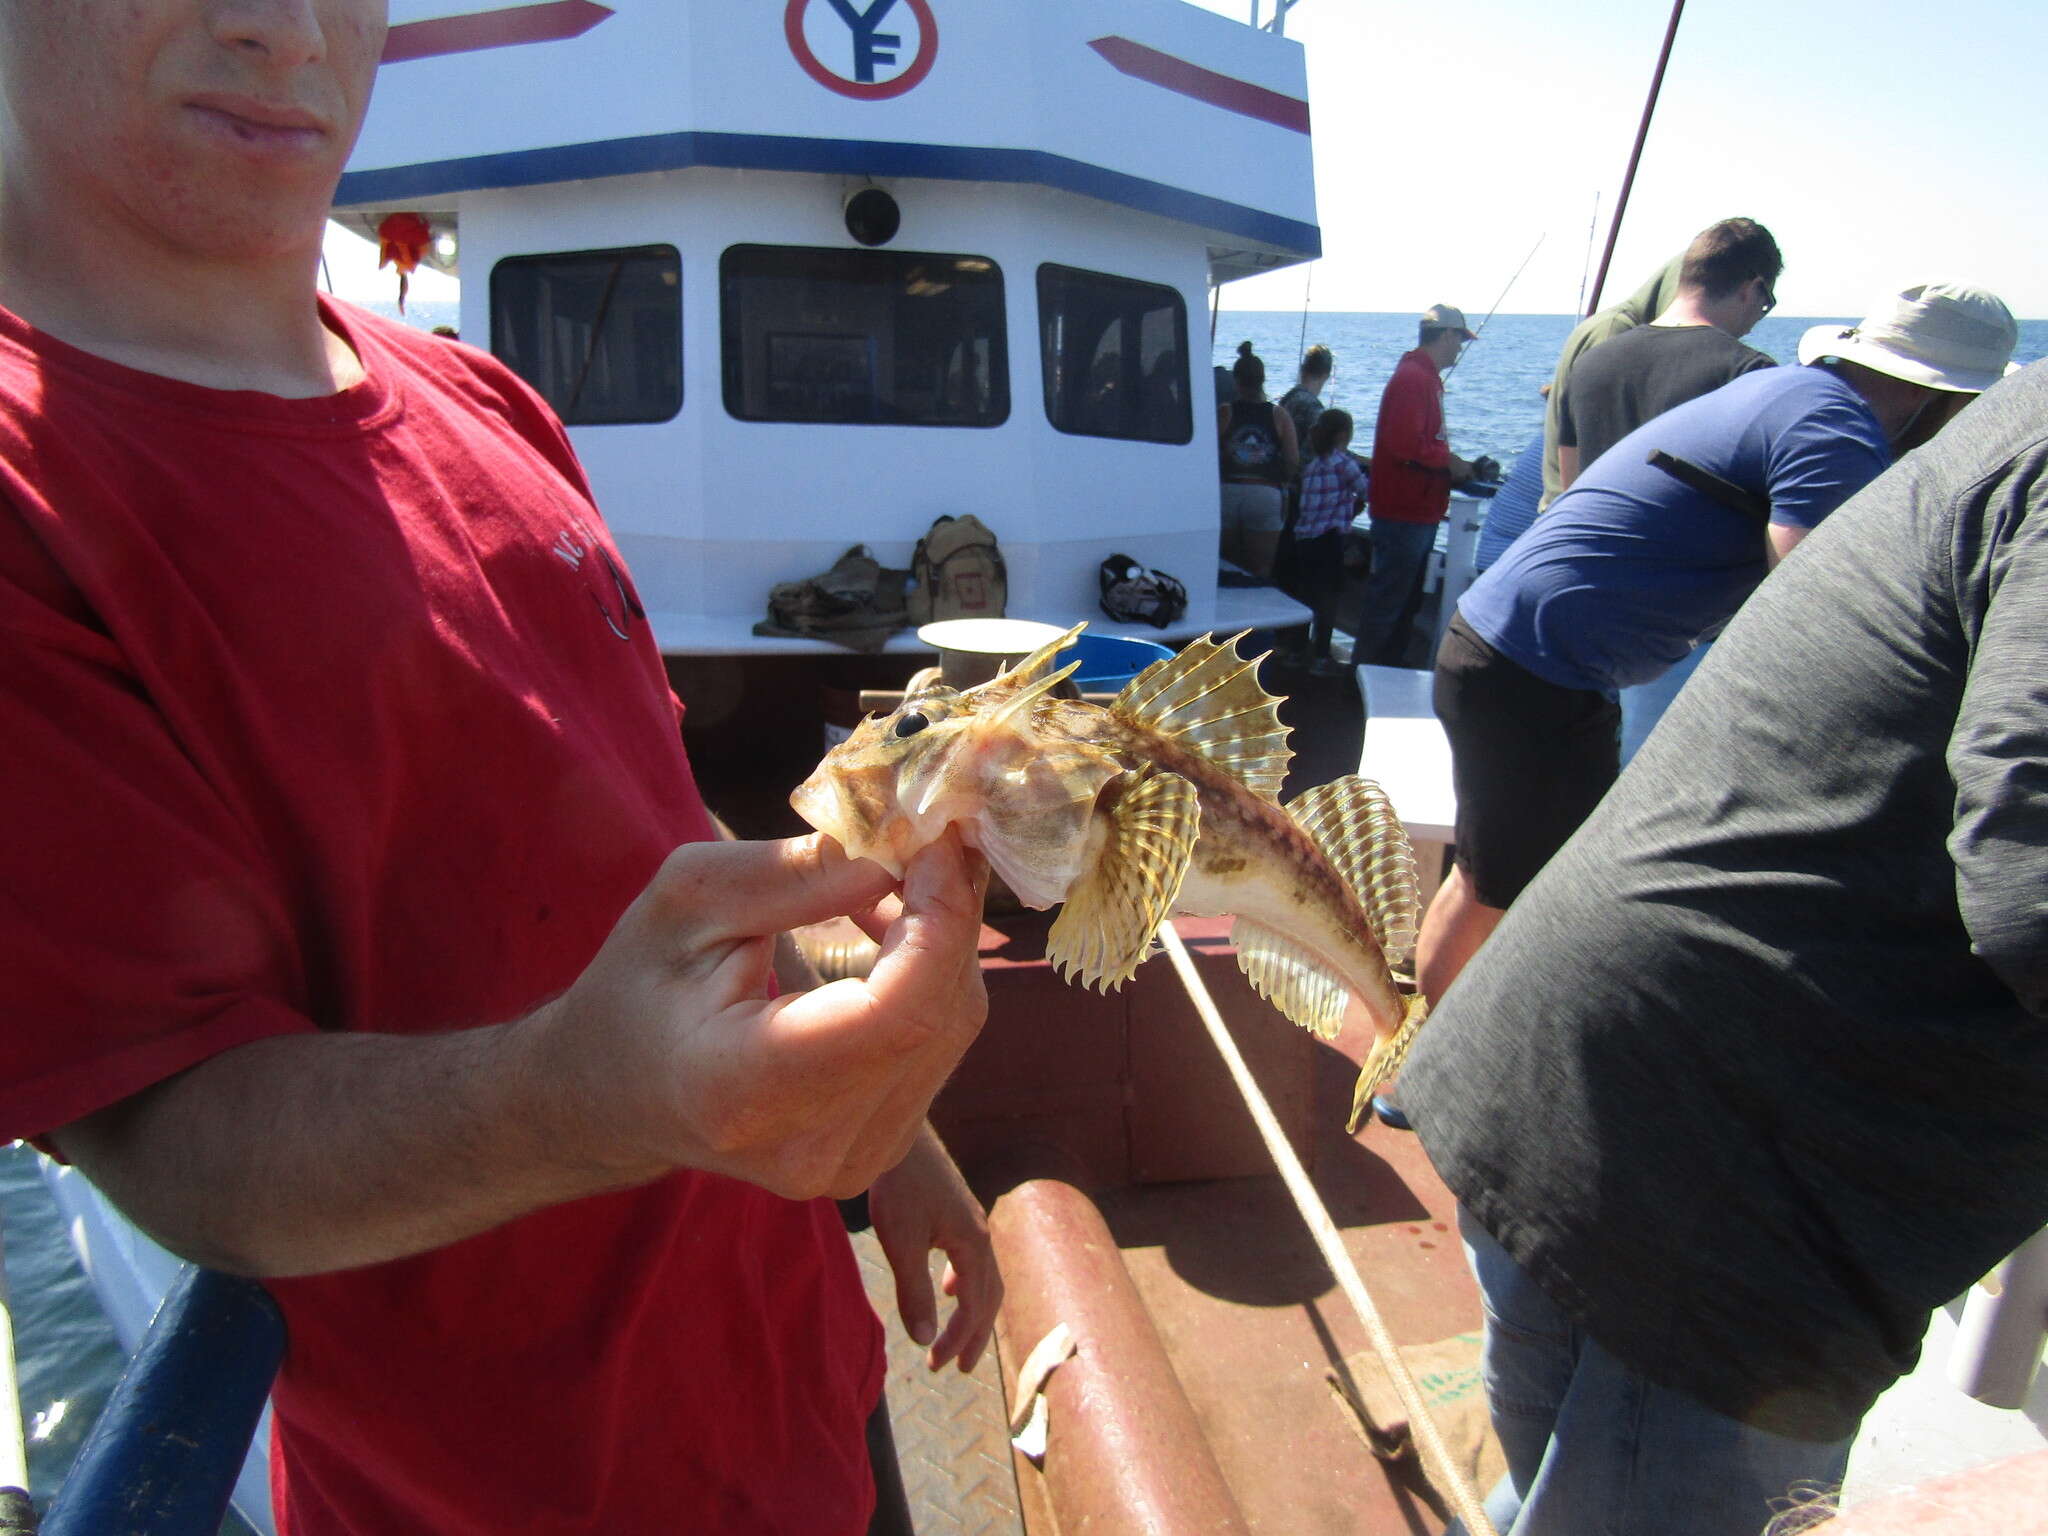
[334,0,1320,653]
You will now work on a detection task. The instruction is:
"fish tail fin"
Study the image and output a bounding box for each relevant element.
[1347,992,1429,1133]
[1286,775,1420,969]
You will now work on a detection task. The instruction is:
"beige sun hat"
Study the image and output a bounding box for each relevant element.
[1798,282,2018,393]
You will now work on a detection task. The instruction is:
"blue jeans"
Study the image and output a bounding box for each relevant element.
[1351,518,1439,665]
[1447,1207,1851,1536]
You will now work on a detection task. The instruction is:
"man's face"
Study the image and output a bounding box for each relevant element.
[0,1,388,260]
[1733,276,1777,338]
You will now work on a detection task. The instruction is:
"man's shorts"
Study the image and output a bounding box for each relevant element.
[1433,612,1621,908]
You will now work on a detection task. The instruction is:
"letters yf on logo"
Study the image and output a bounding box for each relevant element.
[785,0,939,101]
[830,0,899,84]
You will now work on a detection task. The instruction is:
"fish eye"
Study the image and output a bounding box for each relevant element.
[893,712,929,739]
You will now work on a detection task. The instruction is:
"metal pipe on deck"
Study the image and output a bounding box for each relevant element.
[988,1175,1250,1535]
[42,1268,282,1536]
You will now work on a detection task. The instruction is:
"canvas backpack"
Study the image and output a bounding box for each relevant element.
[908,515,1007,625]
[752,544,911,653]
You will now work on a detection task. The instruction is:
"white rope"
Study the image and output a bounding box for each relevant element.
[0,1217,27,1491]
[1158,924,1498,1536]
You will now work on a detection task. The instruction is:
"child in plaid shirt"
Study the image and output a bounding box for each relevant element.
[1293,409,1369,674]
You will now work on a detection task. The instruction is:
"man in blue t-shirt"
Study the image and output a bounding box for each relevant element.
[1406,283,2018,1009]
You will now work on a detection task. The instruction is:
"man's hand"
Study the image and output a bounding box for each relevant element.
[869,1124,1002,1373]
[531,830,990,1204]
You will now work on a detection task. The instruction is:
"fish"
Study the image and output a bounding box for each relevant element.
[791,624,1428,1132]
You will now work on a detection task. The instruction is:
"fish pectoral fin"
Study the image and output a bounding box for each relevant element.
[1231,919,1352,1040]
[1046,768,1200,992]
[1346,992,1431,1133]
[1287,776,1421,968]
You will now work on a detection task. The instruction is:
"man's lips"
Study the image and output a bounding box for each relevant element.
[184,94,331,150]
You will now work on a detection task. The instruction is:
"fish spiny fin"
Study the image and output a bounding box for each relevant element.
[988,623,1086,691]
[1230,919,1350,1040]
[1045,768,1200,992]
[1286,776,1421,968]
[983,659,1082,731]
[1348,993,1430,1133]
[1111,631,1291,804]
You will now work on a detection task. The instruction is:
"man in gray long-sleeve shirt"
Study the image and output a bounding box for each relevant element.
[1404,360,2048,1535]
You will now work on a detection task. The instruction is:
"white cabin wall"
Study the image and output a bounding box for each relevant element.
[456,168,1221,630]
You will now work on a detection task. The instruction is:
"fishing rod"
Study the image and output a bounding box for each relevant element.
[1296,261,1313,360]
[1584,0,1686,316]
[1441,231,1545,385]
[1575,191,1601,317]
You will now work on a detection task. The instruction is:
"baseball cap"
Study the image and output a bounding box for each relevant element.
[1421,304,1477,341]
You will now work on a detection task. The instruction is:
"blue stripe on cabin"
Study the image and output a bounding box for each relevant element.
[335,131,1322,258]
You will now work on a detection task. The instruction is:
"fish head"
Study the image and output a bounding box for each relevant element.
[791,680,988,876]
[791,625,1118,900]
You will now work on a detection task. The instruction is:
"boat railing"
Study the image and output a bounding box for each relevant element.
[40,1267,281,1536]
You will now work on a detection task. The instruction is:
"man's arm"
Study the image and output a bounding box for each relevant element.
[1273,405,1300,478]
[1556,443,1581,491]
[53,834,990,1277]
[1765,522,1809,566]
[1946,475,2048,1017]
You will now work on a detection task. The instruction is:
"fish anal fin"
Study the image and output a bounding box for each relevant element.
[1046,768,1200,992]
[1347,993,1430,1133]
[1230,918,1351,1040]
[1287,775,1421,968]
[1112,632,1291,804]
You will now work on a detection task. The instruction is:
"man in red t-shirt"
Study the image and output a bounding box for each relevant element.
[1356,305,1486,665]
[0,5,998,1531]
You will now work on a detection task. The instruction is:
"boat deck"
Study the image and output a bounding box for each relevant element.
[697,637,1482,1532]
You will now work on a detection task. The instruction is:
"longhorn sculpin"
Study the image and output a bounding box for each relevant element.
[791,626,1428,1130]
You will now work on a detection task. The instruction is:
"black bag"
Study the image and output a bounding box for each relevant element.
[1098,554,1187,629]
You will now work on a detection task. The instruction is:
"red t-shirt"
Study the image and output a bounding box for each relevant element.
[1368,348,1452,524]
[0,299,883,1532]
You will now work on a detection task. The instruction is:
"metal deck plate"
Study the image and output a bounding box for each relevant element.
[853,1229,1026,1535]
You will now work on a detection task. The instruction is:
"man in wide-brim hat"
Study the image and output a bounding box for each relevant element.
[1411,280,2019,1008]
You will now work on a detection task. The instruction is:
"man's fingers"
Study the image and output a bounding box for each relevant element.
[862,834,988,1033]
[878,1231,938,1349]
[652,832,897,946]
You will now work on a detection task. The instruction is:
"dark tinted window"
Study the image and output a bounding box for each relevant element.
[720,245,1007,427]
[1038,265,1190,444]
[490,246,681,425]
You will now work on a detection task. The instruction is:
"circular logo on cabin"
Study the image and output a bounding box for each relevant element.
[784,0,939,100]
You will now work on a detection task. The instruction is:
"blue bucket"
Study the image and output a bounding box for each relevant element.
[1068,632,1173,693]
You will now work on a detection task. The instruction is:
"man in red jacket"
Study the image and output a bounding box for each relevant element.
[1357,304,1486,665]
[0,3,998,1531]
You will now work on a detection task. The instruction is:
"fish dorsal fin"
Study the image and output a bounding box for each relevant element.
[1045,767,1200,991]
[1286,775,1421,967]
[1111,632,1291,804]
[1231,918,1350,1039]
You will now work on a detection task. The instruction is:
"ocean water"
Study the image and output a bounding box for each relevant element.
[1213,310,2048,482]
[6,306,2047,1521]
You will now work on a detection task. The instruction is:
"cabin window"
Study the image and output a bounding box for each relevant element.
[490,246,682,426]
[1037,265,1191,445]
[719,245,1008,427]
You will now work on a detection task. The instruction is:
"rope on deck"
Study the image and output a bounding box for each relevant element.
[1158,924,1498,1536]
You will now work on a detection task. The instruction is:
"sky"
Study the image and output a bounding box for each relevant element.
[1183,0,2048,318]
